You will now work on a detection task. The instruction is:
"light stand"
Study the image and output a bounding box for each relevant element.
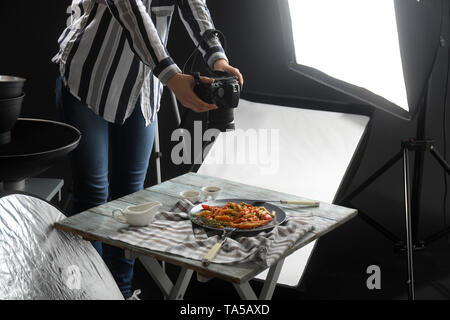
[335,77,450,299]
[402,139,415,300]
[152,90,188,278]
[153,90,184,185]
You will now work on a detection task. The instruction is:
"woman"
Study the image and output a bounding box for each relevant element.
[54,0,243,298]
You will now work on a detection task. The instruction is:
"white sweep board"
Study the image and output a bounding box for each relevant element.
[198,99,369,286]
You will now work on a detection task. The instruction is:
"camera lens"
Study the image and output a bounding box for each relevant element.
[208,108,235,132]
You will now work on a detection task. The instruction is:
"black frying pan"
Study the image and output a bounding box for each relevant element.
[188,198,287,234]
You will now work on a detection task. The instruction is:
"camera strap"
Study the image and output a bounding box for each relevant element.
[192,72,202,87]
[182,29,227,75]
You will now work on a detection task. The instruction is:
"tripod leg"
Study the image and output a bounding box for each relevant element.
[341,151,403,204]
[419,145,450,246]
[354,206,401,243]
[153,88,181,186]
[402,147,415,300]
[169,90,182,126]
[154,88,181,185]
[430,145,450,175]
[336,151,404,244]
[154,114,162,185]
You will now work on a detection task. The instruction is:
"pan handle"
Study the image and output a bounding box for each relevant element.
[202,241,224,266]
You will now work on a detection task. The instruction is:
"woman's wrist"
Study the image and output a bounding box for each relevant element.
[213,58,229,71]
[165,72,184,91]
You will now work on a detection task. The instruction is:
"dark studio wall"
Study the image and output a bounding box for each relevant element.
[2,0,450,299]
[0,1,75,208]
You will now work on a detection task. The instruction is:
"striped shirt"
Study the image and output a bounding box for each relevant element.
[52,0,228,125]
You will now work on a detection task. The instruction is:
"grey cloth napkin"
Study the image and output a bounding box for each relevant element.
[108,200,315,267]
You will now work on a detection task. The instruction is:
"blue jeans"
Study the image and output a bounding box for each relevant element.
[56,78,156,298]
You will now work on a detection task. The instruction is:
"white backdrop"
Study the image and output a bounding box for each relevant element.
[198,99,369,286]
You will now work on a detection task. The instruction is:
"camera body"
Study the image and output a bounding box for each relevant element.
[193,71,240,109]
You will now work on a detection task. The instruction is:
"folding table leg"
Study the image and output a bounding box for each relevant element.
[138,255,173,298]
[137,255,193,300]
[233,282,258,300]
[168,268,194,300]
[233,258,285,300]
[259,258,285,300]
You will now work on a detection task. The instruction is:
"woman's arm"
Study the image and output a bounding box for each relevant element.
[176,0,243,86]
[176,0,228,69]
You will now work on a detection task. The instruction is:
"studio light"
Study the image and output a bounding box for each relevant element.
[279,0,442,120]
[289,0,408,112]
[278,0,447,299]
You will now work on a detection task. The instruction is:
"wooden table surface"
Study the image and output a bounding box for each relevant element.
[54,172,357,284]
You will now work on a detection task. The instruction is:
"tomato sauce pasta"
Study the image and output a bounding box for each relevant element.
[195,202,276,229]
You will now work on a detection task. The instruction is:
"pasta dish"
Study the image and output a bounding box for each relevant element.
[193,202,275,229]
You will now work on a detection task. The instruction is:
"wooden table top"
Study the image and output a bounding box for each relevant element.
[54,172,357,284]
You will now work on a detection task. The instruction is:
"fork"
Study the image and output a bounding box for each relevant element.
[202,227,236,266]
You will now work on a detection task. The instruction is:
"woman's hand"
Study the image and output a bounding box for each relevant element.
[166,73,218,113]
[213,59,244,87]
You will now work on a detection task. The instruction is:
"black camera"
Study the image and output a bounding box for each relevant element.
[193,71,241,109]
[193,71,241,131]
[185,29,241,131]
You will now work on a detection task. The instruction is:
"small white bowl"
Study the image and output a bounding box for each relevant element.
[179,190,201,203]
[201,186,222,200]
